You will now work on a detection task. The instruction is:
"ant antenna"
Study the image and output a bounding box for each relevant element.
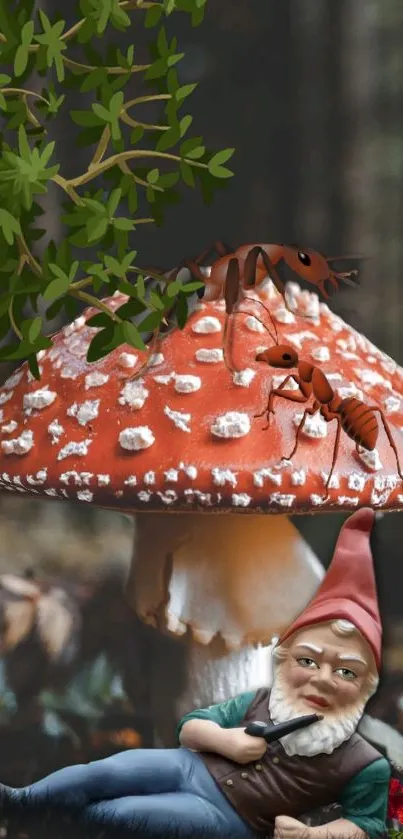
[234,297,278,344]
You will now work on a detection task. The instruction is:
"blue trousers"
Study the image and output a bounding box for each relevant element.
[9,748,257,838]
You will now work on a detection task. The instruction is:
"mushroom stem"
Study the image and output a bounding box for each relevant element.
[125,512,324,745]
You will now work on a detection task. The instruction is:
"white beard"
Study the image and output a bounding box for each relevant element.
[268,667,368,757]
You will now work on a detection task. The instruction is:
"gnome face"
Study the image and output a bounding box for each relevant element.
[269,619,379,757]
[277,621,376,714]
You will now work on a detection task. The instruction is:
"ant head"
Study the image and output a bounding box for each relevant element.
[282,246,330,296]
[256,344,298,369]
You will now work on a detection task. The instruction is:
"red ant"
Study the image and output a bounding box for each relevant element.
[126,241,361,381]
[237,299,403,495]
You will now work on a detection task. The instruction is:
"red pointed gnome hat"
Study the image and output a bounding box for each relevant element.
[277,507,382,671]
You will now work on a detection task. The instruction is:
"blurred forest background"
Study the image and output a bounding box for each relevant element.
[1,0,403,816]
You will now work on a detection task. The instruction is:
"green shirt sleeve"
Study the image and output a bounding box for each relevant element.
[175,691,256,744]
[339,757,391,838]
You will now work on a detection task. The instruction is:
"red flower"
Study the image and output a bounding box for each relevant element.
[388,777,403,823]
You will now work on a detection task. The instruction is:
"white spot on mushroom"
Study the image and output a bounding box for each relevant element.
[328,317,344,333]
[321,471,340,489]
[348,472,367,492]
[60,366,80,379]
[384,395,401,414]
[26,469,47,485]
[370,489,390,506]
[244,315,265,333]
[3,370,24,389]
[157,490,178,505]
[164,405,191,433]
[270,492,295,507]
[356,446,382,471]
[287,331,319,350]
[24,388,57,412]
[97,474,110,486]
[353,368,392,391]
[77,490,93,502]
[67,399,100,426]
[85,371,110,389]
[119,426,155,451]
[232,368,256,387]
[192,316,221,334]
[164,469,179,482]
[184,489,214,506]
[0,391,13,406]
[232,493,252,506]
[337,383,364,400]
[293,412,327,438]
[149,353,165,367]
[118,352,138,369]
[63,316,86,336]
[144,471,156,485]
[178,462,198,479]
[211,468,238,487]
[48,420,64,445]
[1,429,34,455]
[0,410,3,422]
[138,490,152,502]
[291,469,306,486]
[310,494,326,506]
[174,375,201,394]
[118,381,149,409]
[311,346,330,362]
[59,471,91,486]
[374,474,398,491]
[211,411,251,439]
[154,373,175,385]
[253,468,282,487]
[1,421,18,434]
[337,496,360,506]
[65,335,90,357]
[272,375,299,391]
[57,440,92,461]
[124,475,137,487]
[195,348,224,363]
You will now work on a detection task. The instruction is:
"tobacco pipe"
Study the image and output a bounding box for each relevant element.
[244,713,323,743]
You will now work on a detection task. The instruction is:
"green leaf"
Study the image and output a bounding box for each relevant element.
[147,168,159,184]
[0,209,20,245]
[145,5,163,27]
[113,217,135,231]
[70,110,104,127]
[14,44,29,77]
[207,149,235,178]
[42,276,70,301]
[122,320,146,350]
[86,216,108,242]
[175,83,197,102]
[28,316,42,342]
[180,159,195,187]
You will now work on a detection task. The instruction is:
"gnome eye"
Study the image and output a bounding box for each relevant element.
[297,657,318,669]
[335,667,357,681]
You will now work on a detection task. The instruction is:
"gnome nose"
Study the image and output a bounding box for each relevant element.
[310,664,334,690]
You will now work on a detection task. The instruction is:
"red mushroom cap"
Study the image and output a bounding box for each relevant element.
[0,280,403,513]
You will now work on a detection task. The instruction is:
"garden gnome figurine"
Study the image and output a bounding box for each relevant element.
[2,508,390,839]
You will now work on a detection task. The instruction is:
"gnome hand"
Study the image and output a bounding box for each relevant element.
[274,815,310,838]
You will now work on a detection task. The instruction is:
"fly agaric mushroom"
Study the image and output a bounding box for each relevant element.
[0,275,403,741]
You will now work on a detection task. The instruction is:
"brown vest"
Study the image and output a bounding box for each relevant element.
[198,688,384,835]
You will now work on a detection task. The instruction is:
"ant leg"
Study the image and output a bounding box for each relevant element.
[243,246,264,289]
[126,326,161,382]
[371,409,403,482]
[258,249,294,315]
[323,418,342,498]
[253,375,301,420]
[195,240,236,265]
[223,259,241,374]
[283,403,319,461]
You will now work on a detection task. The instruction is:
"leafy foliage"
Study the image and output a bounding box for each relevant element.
[0,0,235,377]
